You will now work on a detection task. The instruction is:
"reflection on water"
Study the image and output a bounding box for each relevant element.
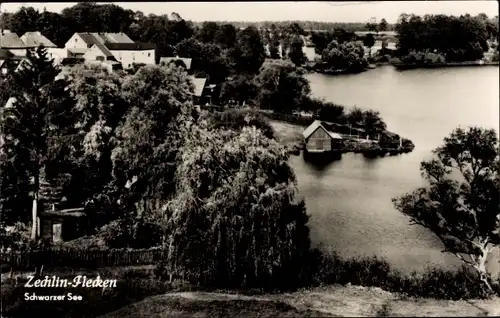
[295,66,499,273]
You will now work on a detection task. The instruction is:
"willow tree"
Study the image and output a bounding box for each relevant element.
[393,127,500,292]
[111,64,195,219]
[160,125,311,288]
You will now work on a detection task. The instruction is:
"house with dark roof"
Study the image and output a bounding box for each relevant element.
[303,120,344,153]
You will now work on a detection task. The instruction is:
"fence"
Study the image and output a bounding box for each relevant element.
[1,247,168,269]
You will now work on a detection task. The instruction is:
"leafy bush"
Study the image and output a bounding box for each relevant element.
[206,108,275,140]
[99,218,163,249]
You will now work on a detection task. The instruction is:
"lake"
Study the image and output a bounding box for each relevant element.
[293,65,499,274]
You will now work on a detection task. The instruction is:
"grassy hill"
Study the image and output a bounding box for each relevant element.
[102,285,500,317]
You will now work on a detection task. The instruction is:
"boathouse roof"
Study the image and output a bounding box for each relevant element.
[303,120,343,140]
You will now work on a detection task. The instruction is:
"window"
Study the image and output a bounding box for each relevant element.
[75,38,78,42]
[148,53,151,57]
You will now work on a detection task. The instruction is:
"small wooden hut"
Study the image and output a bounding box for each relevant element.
[39,207,87,243]
[303,120,343,153]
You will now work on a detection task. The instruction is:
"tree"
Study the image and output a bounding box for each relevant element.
[321,40,367,72]
[288,35,307,66]
[378,18,388,32]
[45,64,128,228]
[160,125,311,287]
[315,101,345,123]
[36,10,75,47]
[233,26,266,74]
[197,21,219,43]
[363,33,376,57]
[254,60,310,113]
[0,47,61,237]
[366,22,377,33]
[111,64,195,220]
[7,6,41,36]
[393,127,500,292]
[174,38,230,83]
[346,107,364,128]
[214,24,237,49]
[362,110,387,138]
[219,75,258,106]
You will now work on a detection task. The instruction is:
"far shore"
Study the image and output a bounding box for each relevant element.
[303,57,499,75]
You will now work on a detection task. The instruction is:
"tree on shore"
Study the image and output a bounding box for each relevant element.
[160,125,311,287]
[378,18,388,32]
[288,35,307,66]
[254,59,310,114]
[363,33,375,57]
[393,127,500,292]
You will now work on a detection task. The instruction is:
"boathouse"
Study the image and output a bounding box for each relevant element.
[303,120,343,153]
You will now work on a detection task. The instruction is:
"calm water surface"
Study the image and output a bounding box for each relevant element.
[295,66,499,273]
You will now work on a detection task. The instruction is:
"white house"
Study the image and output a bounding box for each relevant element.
[64,33,153,69]
[105,42,156,69]
[83,42,115,61]
[20,32,66,64]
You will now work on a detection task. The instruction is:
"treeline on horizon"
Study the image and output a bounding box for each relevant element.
[192,20,395,32]
[395,13,499,62]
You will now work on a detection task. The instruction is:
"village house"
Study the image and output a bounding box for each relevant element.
[189,76,208,105]
[64,32,155,69]
[20,31,68,64]
[303,120,344,153]
[0,32,28,56]
[105,42,156,69]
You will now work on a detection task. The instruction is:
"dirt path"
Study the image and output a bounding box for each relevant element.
[103,285,500,317]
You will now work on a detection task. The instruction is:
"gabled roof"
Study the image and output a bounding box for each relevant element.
[4,97,17,108]
[91,32,134,44]
[90,42,114,57]
[76,33,103,47]
[75,32,135,47]
[303,120,343,140]
[20,32,57,48]
[160,57,192,69]
[0,33,26,48]
[105,42,156,51]
[189,76,207,97]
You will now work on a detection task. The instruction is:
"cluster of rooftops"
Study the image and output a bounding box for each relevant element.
[0,30,208,98]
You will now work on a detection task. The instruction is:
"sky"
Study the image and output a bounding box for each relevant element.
[1,1,498,23]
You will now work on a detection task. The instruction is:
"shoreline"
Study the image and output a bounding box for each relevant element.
[303,59,498,75]
[392,60,499,70]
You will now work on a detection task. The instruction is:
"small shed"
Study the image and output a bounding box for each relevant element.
[39,207,87,243]
[303,120,343,153]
